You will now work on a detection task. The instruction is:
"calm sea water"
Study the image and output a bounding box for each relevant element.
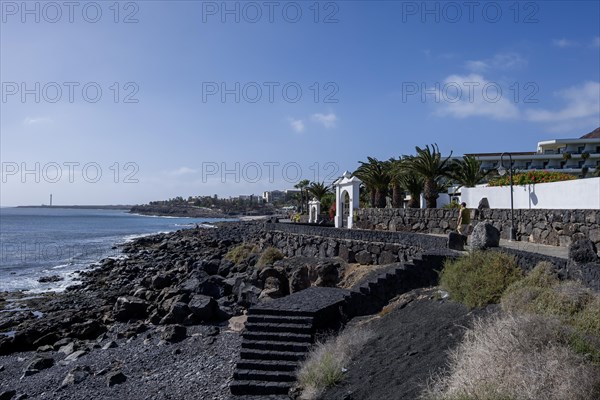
[0,207,229,293]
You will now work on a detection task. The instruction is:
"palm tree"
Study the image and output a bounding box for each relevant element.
[294,179,311,213]
[307,181,330,201]
[396,173,423,208]
[449,156,491,189]
[403,144,453,208]
[354,157,391,208]
[388,158,404,208]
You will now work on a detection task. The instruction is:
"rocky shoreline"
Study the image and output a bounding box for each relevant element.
[0,222,270,399]
[0,221,349,399]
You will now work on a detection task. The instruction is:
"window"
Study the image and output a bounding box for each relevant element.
[544,149,555,154]
[578,146,584,153]
[525,162,532,169]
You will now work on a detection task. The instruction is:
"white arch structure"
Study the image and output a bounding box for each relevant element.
[308,198,321,223]
[334,171,362,229]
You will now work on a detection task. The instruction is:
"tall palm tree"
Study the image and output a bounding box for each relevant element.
[294,179,311,213]
[449,156,491,189]
[388,157,405,208]
[396,173,423,208]
[354,157,391,208]
[403,144,453,208]
[307,181,330,201]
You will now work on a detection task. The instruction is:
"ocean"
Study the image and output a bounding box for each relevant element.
[0,207,229,293]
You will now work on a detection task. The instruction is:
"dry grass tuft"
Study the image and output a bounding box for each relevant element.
[424,313,600,400]
[255,246,284,268]
[224,244,256,264]
[502,262,600,336]
[297,326,375,400]
[337,263,382,289]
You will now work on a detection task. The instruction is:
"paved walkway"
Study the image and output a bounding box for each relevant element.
[429,233,569,259]
[498,239,568,259]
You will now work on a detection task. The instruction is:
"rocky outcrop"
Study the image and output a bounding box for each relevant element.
[129,204,231,218]
[470,222,500,250]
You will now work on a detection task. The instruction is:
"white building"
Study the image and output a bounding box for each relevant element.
[466,128,600,174]
[262,189,301,203]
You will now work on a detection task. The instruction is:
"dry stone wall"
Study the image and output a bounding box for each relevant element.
[354,208,600,248]
[263,223,447,265]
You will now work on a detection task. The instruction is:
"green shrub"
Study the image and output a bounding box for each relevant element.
[256,247,284,268]
[573,297,600,337]
[568,333,600,365]
[224,244,256,264]
[439,251,523,308]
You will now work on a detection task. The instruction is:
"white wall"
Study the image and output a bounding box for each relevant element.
[461,178,600,210]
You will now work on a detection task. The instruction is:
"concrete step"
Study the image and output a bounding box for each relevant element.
[236,359,299,372]
[230,379,292,396]
[240,348,306,362]
[234,368,296,382]
[248,308,314,317]
[247,314,314,325]
[242,331,313,343]
[242,339,311,353]
[245,322,312,334]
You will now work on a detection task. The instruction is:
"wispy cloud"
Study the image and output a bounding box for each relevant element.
[23,117,53,125]
[593,36,600,47]
[311,113,338,129]
[288,118,305,133]
[168,166,198,176]
[465,52,527,72]
[553,38,579,48]
[434,74,520,120]
[525,81,600,123]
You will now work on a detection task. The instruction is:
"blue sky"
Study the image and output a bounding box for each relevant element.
[1,0,599,206]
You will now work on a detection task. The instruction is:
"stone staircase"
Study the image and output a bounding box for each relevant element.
[352,252,452,315]
[230,287,351,397]
[230,251,458,397]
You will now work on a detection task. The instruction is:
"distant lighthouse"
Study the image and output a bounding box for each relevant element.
[50,194,53,207]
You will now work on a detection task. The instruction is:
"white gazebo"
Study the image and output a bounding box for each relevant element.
[308,198,321,223]
[334,171,362,229]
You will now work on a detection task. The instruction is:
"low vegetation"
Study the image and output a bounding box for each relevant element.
[224,244,256,264]
[502,262,600,363]
[425,313,600,400]
[255,246,284,268]
[488,170,576,186]
[439,251,522,308]
[426,261,600,399]
[297,326,374,400]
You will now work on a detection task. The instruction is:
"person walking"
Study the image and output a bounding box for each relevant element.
[457,202,471,235]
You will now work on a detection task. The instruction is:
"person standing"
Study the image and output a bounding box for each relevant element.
[457,202,471,235]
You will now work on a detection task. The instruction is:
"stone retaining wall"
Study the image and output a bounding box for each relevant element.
[263,223,447,265]
[354,208,600,248]
[261,222,600,291]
